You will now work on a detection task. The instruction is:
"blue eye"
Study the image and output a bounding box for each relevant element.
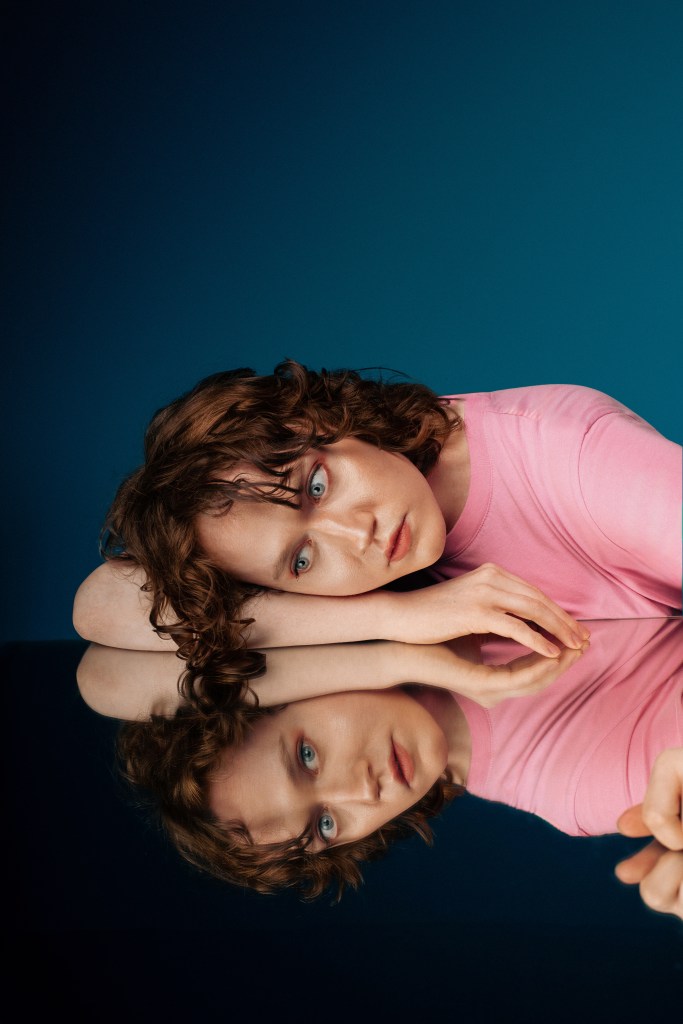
[292,541,314,577]
[299,741,318,770]
[307,465,328,500]
[317,812,337,842]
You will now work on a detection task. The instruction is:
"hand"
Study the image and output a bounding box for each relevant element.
[420,639,588,708]
[615,748,683,920]
[388,563,590,656]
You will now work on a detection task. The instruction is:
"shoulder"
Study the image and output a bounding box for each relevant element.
[445,384,630,425]
[446,385,661,461]
[484,384,631,425]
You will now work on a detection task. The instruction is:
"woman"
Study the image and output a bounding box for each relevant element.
[77,616,682,915]
[73,361,682,705]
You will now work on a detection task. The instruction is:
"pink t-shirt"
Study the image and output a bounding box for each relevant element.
[456,617,683,836]
[430,386,682,616]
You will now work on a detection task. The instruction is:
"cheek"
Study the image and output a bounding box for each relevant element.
[411,715,448,790]
[426,734,449,788]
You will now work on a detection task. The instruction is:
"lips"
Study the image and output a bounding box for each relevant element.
[390,740,414,787]
[386,516,411,564]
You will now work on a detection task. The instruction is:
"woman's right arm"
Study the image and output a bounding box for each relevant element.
[73,560,587,656]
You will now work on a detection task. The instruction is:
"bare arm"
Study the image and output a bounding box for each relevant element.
[72,561,401,651]
[74,560,588,655]
[77,644,185,719]
[76,636,586,721]
[73,563,177,651]
[76,640,453,720]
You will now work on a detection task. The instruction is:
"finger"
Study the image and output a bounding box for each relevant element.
[481,644,585,706]
[637,850,683,920]
[489,589,588,652]
[513,598,588,650]
[477,564,591,645]
[640,748,683,851]
[614,839,665,884]
[484,611,572,658]
[616,803,652,838]
[507,643,586,685]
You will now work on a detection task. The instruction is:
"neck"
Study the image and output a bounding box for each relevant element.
[426,400,471,533]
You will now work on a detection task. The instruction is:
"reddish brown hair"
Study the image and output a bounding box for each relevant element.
[102,360,459,697]
[117,703,462,900]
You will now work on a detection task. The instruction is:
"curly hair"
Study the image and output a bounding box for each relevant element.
[117,702,463,901]
[101,360,459,695]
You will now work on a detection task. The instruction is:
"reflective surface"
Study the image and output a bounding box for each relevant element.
[6,618,681,1016]
[470,616,682,834]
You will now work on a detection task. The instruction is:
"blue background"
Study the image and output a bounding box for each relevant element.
[4,3,681,1013]
[3,0,682,643]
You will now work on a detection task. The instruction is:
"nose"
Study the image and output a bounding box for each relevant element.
[313,505,376,552]
[325,759,379,805]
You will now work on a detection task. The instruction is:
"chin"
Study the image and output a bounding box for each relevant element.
[418,531,447,573]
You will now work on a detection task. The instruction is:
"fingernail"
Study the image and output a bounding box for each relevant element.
[580,627,591,640]
[545,641,561,656]
[571,632,584,647]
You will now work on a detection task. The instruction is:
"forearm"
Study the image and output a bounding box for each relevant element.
[75,637,474,720]
[77,644,185,719]
[73,562,401,651]
[242,588,398,647]
[75,638,426,719]
[249,639,478,705]
[73,562,177,650]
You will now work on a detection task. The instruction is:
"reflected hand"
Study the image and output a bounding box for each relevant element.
[615,747,683,921]
[390,563,589,656]
[438,641,588,708]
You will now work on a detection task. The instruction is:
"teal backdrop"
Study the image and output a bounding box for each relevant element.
[4,0,682,642]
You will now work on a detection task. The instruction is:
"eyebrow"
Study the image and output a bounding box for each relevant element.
[278,735,297,784]
[272,546,294,583]
[270,464,308,583]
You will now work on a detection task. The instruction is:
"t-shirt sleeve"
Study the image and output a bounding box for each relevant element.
[578,410,682,609]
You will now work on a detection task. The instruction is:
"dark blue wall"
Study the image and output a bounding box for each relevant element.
[4,0,682,642]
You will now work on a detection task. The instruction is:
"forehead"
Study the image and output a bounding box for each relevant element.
[195,494,294,581]
[208,712,307,845]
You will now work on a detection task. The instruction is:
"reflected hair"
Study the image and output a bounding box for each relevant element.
[101,360,460,695]
[117,703,463,900]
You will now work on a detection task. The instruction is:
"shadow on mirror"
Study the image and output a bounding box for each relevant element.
[6,616,681,1016]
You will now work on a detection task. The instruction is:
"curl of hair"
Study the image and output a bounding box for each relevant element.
[102,361,459,696]
[117,704,463,901]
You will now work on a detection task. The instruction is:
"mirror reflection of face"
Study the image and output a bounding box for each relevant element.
[195,438,447,595]
[208,690,449,852]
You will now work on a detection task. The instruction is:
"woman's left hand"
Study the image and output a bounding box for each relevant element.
[615,747,683,921]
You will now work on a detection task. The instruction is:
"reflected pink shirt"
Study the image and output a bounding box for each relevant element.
[430,385,682,616]
[455,618,682,835]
